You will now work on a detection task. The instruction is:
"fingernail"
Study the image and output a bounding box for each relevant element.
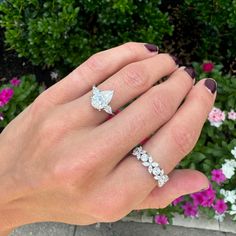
[184,67,196,79]
[204,78,217,94]
[170,54,180,66]
[144,43,159,52]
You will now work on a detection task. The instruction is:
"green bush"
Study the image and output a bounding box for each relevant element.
[174,0,236,64]
[0,0,172,68]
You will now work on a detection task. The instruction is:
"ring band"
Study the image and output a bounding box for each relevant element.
[132,146,169,187]
[91,85,114,114]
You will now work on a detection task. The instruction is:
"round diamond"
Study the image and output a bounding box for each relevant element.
[153,167,161,176]
[141,153,149,162]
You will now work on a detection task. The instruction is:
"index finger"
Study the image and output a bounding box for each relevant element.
[41,42,160,105]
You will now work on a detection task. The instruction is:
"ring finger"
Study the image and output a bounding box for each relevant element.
[108,78,216,211]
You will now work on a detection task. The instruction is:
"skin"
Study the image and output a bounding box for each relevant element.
[0,42,216,235]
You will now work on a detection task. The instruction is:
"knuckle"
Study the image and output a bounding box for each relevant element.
[85,53,106,72]
[151,90,172,120]
[39,116,68,145]
[171,124,197,155]
[125,113,147,138]
[122,63,148,89]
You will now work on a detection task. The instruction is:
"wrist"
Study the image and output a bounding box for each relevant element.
[0,144,28,231]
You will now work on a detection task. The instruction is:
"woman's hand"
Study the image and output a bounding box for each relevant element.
[0,42,216,232]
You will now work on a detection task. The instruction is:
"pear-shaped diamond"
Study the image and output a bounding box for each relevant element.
[91,86,114,114]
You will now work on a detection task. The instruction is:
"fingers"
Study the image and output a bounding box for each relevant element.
[39,42,159,105]
[63,53,179,126]
[134,169,209,210]
[108,78,216,208]
[141,78,217,174]
[94,67,194,167]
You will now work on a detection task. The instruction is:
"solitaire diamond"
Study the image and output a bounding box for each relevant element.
[91,86,114,114]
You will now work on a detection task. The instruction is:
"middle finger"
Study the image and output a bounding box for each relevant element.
[61,53,179,127]
[93,67,195,169]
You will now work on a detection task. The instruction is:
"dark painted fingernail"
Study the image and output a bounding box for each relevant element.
[170,55,179,65]
[204,78,217,94]
[184,67,196,79]
[144,43,159,52]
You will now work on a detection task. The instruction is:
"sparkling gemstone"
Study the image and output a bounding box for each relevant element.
[154,175,160,181]
[158,179,165,187]
[142,161,150,167]
[148,165,153,174]
[152,162,159,168]
[132,147,143,159]
[141,153,149,162]
[152,167,161,176]
[91,86,114,113]
[163,175,169,182]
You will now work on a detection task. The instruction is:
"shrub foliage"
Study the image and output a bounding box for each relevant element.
[0,0,172,67]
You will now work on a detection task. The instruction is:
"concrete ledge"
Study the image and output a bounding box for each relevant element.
[122,214,236,234]
[13,222,231,236]
[10,223,75,236]
[9,214,236,235]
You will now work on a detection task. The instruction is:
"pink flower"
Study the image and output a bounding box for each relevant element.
[0,88,14,107]
[213,199,228,214]
[201,186,216,207]
[190,192,205,206]
[211,169,226,185]
[10,77,21,87]
[202,62,214,73]
[154,215,169,225]
[172,196,184,206]
[191,185,216,207]
[208,107,225,127]
[182,202,198,217]
[228,110,236,121]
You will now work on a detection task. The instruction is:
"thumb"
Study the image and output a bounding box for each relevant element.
[134,169,209,210]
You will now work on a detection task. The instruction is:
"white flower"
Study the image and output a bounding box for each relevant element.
[220,189,236,204]
[231,146,236,159]
[221,163,235,179]
[209,121,223,127]
[229,204,236,216]
[214,213,225,222]
[50,71,59,80]
[224,159,236,168]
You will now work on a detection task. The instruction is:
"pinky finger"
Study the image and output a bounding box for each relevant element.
[134,169,209,210]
